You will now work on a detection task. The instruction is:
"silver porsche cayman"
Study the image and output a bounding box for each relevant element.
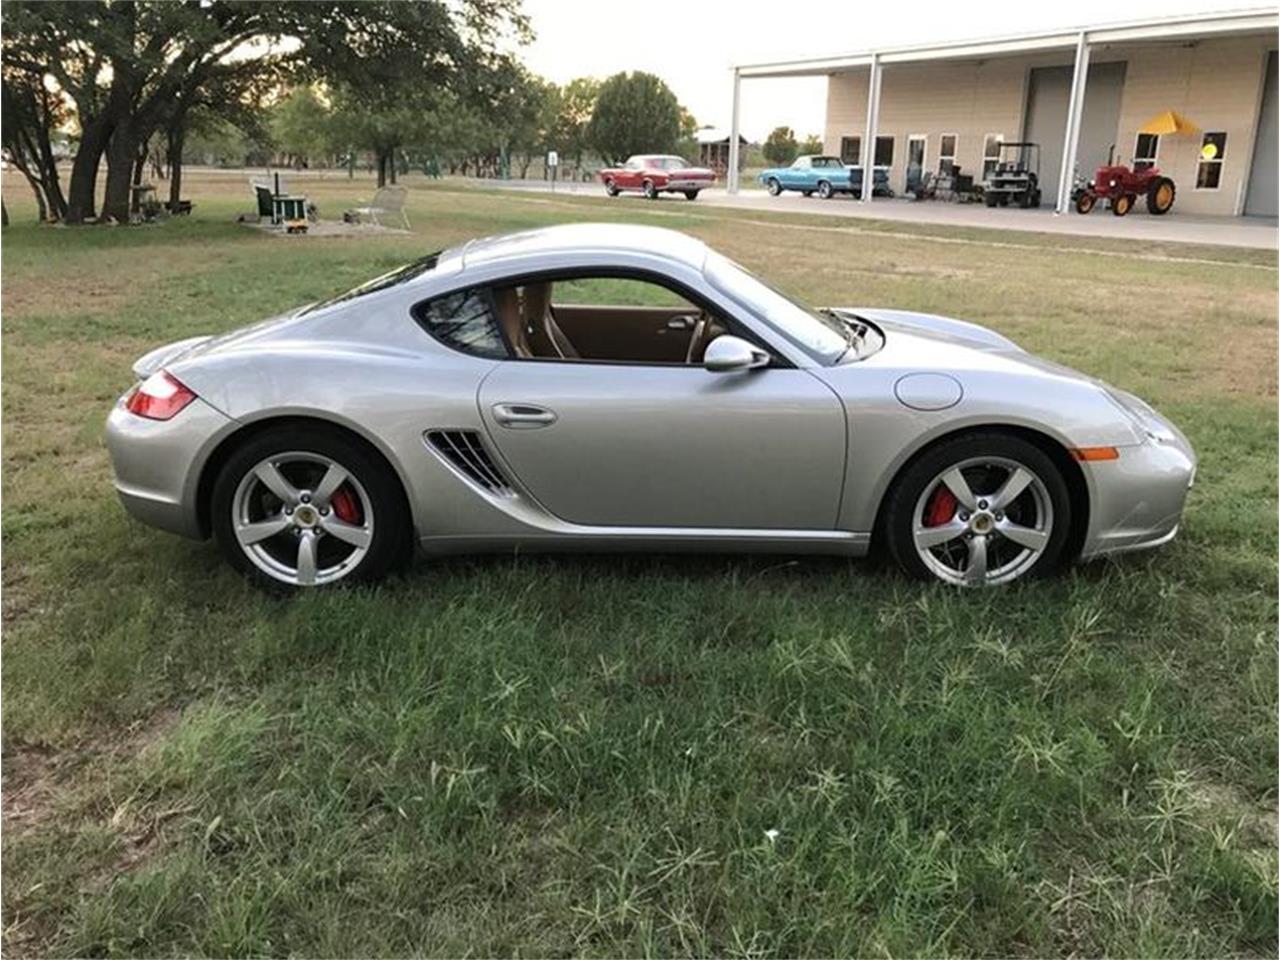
[105,223,1195,589]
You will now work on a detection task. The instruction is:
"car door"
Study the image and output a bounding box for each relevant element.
[475,278,846,530]
[780,159,807,191]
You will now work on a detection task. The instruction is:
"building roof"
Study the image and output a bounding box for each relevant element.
[735,7,1278,77]
[695,127,750,145]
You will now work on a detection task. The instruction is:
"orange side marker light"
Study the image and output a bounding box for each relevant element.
[1071,446,1120,462]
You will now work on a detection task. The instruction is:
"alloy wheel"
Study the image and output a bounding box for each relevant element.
[231,451,374,586]
[911,456,1053,586]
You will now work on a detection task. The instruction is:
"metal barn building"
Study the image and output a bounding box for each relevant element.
[726,8,1278,217]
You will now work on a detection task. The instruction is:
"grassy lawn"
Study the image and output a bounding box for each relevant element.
[2,169,1276,957]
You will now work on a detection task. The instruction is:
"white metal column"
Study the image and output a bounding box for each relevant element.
[727,69,741,194]
[1054,32,1091,214]
[861,54,882,203]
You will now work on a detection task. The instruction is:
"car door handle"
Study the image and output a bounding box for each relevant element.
[492,402,557,428]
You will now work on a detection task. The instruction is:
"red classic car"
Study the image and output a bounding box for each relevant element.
[599,155,715,200]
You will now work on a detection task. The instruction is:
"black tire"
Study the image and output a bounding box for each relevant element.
[1112,193,1134,216]
[817,180,833,199]
[683,190,699,200]
[882,432,1072,585]
[1146,176,1175,215]
[604,178,619,197]
[1075,192,1096,214]
[766,177,782,197]
[985,192,999,207]
[642,179,658,200]
[211,424,411,590]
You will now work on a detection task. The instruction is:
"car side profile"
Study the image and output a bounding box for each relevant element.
[599,155,715,199]
[759,155,857,198]
[106,224,1195,589]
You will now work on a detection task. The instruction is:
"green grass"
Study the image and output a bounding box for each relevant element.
[3,170,1276,957]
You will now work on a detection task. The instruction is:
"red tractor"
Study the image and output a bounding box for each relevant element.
[1074,162,1176,216]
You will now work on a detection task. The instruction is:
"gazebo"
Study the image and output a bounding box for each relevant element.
[695,128,749,174]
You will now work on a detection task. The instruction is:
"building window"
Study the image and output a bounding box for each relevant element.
[982,134,1003,181]
[839,136,861,165]
[939,134,958,172]
[1196,131,1227,189]
[874,136,894,168]
[1134,133,1159,172]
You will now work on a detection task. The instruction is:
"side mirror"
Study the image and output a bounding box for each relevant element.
[703,335,770,373]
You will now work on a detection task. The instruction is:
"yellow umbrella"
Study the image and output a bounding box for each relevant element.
[1137,110,1201,136]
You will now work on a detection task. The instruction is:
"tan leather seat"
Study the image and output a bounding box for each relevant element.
[492,287,532,358]
[522,283,579,359]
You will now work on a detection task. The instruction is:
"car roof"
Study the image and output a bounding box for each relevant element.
[454,223,709,272]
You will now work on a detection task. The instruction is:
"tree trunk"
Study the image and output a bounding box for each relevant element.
[66,118,111,223]
[31,122,68,221]
[168,124,186,211]
[18,165,48,222]
[389,155,398,184]
[130,147,147,215]
[102,117,140,223]
[376,151,388,187]
[2,199,8,227]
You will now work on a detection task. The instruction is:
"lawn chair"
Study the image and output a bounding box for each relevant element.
[344,186,410,229]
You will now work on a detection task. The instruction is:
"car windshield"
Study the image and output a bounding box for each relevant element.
[306,253,440,312]
[704,251,851,364]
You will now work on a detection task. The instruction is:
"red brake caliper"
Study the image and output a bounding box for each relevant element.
[923,485,958,527]
[330,486,362,524]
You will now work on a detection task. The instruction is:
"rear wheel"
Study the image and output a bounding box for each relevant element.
[211,425,410,589]
[1112,193,1134,216]
[817,180,834,199]
[1146,176,1175,215]
[884,433,1071,586]
[604,178,619,197]
[1075,192,1096,214]
[766,177,782,196]
[642,179,658,200]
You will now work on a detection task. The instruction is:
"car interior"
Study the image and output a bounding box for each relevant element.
[491,277,731,364]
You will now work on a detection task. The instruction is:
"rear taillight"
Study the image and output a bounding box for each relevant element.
[125,371,197,420]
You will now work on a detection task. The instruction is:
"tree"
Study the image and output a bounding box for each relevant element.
[3,1,295,223]
[1,58,69,221]
[299,1,530,187]
[553,77,599,177]
[763,126,798,166]
[271,87,332,168]
[799,133,824,155]
[586,71,681,166]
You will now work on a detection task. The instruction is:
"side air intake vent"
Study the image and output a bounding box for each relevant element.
[425,430,515,497]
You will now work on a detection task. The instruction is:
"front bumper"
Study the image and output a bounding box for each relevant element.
[1080,430,1196,560]
[105,397,235,539]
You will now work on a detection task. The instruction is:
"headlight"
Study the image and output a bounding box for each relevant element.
[1103,387,1178,444]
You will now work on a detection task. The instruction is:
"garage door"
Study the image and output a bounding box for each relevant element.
[1024,62,1127,207]
[1245,51,1277,217]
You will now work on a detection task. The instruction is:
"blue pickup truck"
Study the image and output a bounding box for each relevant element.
[759,155,894,199]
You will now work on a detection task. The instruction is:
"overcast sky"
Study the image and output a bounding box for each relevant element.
[519,0,1262,140]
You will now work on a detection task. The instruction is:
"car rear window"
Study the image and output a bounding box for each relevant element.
[412,286,508,359]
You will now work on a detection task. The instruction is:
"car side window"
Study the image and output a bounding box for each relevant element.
[413,287,509,359]
[490,274,739,366]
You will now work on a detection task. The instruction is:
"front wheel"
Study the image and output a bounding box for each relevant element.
[883,433,1071,586]
[817,180,833,199]
[604,178,619,197]
[1075,192,1096,214]
[642,179,658,200]
[766,177,782,197]
[683,190,699,200]
[211,425,411,589]
[1146,176,1175,215]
